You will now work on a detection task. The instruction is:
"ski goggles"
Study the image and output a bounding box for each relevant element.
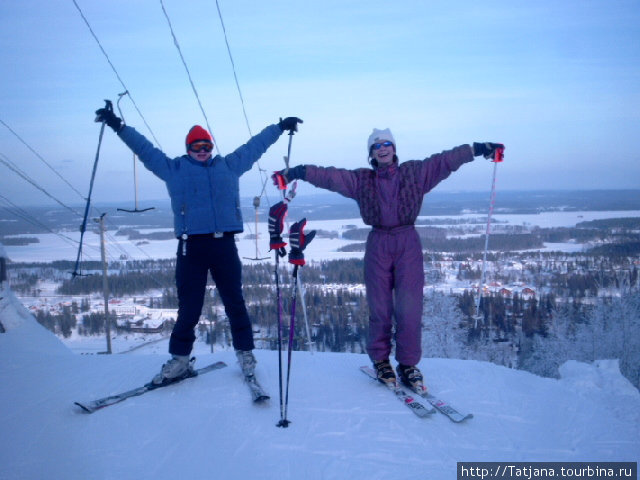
[189,141,213,153]
[371,141,394,150]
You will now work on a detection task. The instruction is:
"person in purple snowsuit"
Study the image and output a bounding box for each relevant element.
[273,128,504,390]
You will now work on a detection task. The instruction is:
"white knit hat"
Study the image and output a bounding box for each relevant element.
[367,128,395,152]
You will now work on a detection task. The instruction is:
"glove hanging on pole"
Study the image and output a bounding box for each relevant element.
[268,201,288,257]
[288,218,316,266]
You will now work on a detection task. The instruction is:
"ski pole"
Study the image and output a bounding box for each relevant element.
[274,251,290,427]
[296,271,314,354]
[72,100,109,278]
[284,130,293,175]
[276,130,296,201]
[275,218,315,427]
[277,263,299,428]
[474,147,504,327]
[268,201,290,427]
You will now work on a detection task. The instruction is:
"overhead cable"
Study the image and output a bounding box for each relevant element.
[70,0,163,149]
[159,0,219,154]
[0,194,84,250]
[0,118,86,200]
[0,153,82,217]
[214,0,252,138]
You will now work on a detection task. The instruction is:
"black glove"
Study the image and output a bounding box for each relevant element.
[288,218,316,266]
[271,165,306,189]
[95,101,123,133]
[268,201,288,256]
[472,142,505,160]
[278,117,303,133]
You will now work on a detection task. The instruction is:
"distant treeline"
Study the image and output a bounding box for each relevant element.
[339,231,544,253]
[339,225,640,255]
[115,228,175,241]
[57,270,175,296]
[53,259,365,296]
[1,237,39,246]
[587,241,640,257]
[576,217,640,230]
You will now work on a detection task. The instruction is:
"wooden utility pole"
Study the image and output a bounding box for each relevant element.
[96,213,112,354]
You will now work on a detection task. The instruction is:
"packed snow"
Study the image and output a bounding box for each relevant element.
[0,284,638,480]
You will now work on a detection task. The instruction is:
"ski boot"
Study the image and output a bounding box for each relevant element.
[373,359,396,385]
[396,364,426,392]
[236,350,257,377]
[150,355,196,387]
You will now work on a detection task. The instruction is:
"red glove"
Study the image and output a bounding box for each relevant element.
[288,218,316,266]
[272,171,287,190]
[268,201,288,253]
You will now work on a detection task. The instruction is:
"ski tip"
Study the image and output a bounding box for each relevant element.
[441,410,473,423]
[456,413,474,423]
[74,402,94,414]
[254,395,271,403]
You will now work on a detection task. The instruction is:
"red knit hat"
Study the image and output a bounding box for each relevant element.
[185,125,213,148]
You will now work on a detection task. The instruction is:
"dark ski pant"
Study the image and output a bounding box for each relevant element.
[364,226,424,366]
[169,234,255,356]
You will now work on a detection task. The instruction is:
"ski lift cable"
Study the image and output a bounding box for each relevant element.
[70,0,163,150]
[0,154,82,217]
[2,25,160,267]
[0,194,90,250]
[0,118,86,199]
[0,135,143,264]
[159,0,219,154]
[214,0,253,139]
[0,117,146,258]
[0,118,106,224]
[211,1,281,258]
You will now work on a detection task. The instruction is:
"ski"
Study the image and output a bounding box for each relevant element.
[360,366,435,418]
[243,373,270,403]
[74,360,227,413]
[407,384,473,423]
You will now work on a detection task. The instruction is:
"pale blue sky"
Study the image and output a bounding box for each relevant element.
[1,0,639,207]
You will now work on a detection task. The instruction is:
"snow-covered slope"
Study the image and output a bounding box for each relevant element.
[0,286,638,480]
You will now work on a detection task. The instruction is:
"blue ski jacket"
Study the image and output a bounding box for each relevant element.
[118,124,283,237]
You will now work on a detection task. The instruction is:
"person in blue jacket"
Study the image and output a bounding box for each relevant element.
[95,104,302,385]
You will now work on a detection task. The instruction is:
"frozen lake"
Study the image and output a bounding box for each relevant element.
[3,209,640,264]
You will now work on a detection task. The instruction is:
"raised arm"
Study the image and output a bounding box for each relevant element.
[95,102,173,181]
[223,124,283,176]
[417,144,474,193]
[118,126,174,181]
[224,117,303,176]
[273,164,360,200]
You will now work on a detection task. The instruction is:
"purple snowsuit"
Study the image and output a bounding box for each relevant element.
[304,145,474,365]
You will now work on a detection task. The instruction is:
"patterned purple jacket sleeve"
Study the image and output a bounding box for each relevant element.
[417,144,474,193]
[304,166,360,199]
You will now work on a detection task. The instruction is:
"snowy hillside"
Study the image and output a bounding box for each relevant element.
[1,285,638,480]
